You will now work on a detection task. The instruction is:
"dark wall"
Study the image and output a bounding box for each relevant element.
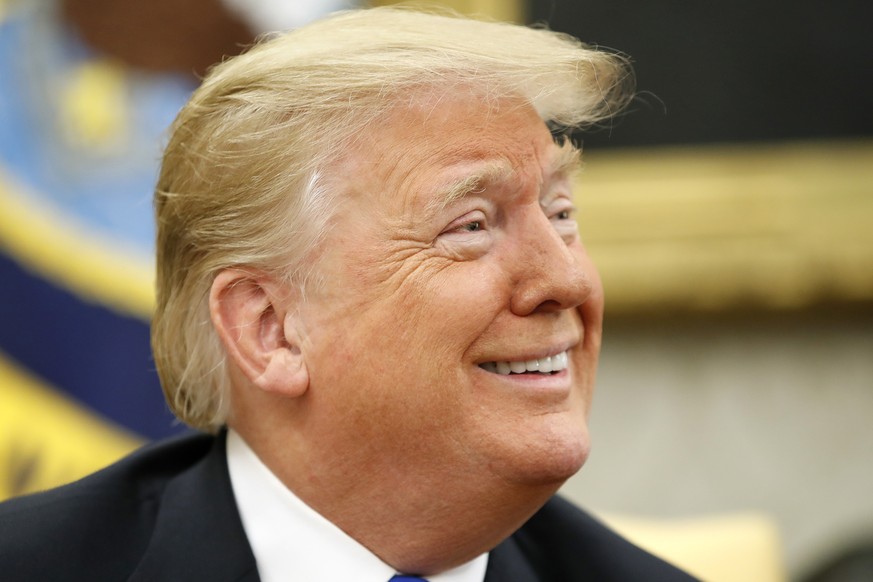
[529,0,873,148]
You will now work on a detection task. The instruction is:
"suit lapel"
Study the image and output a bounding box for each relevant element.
[129,432,259,582]
[484,535,541,582]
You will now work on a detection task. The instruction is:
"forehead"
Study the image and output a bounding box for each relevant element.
[335,92,562,205]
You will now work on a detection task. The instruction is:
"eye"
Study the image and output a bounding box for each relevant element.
[440,211,489,237]
[549,205,576,222]
[545,198,579,244]
[436,211,493,259]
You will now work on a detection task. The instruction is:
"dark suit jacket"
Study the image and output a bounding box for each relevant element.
[0,432,697,581]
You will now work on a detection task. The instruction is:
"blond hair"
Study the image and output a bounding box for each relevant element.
[152,6,633,431]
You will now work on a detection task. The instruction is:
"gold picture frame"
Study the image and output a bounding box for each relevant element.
[578,139,873,313]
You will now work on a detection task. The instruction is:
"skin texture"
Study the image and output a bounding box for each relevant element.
[212,91,604,575]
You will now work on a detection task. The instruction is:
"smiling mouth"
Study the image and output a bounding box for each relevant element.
[478,351,569,375]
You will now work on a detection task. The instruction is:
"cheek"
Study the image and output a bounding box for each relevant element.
[312,266,507,427]
[377,260,508,356]
[574,298,602,420]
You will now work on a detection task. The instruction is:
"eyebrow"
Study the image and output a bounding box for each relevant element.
[427,160,513,213]
[426,140,582,213]
[551,139,583,181]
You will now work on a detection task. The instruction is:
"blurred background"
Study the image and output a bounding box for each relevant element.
[0,0,870,580]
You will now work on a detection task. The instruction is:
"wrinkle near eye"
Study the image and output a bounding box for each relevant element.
[433,232,493,262]
[375,244,464,299]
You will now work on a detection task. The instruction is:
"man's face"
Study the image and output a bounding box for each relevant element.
[291,93,603,489]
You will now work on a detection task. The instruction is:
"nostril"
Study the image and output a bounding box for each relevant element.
[534,299,565,313]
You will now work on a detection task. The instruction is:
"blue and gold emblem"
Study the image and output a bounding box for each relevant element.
[0,2,194,498]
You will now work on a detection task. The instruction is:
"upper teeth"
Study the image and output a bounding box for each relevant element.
[479,351,569,375]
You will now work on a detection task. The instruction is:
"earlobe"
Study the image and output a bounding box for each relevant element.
[209,269,309,398]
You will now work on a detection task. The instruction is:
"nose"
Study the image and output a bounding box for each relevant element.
[508,211,594,316]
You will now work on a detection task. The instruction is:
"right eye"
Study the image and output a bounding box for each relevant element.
[460,220,482,232]
[440,211,488,237]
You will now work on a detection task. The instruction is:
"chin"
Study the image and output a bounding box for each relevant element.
[492,424,591,488]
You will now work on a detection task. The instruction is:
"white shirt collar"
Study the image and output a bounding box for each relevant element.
[226,430,489,582]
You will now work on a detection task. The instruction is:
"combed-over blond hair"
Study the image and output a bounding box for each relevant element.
[152,6,633,431]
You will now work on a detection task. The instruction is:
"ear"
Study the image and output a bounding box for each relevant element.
[209,269,308,398]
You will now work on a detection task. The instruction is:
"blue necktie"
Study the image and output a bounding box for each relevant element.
[389,576,428,582]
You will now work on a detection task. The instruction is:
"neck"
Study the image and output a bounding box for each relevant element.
[305,466,559,575]
[231,417,562,576]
